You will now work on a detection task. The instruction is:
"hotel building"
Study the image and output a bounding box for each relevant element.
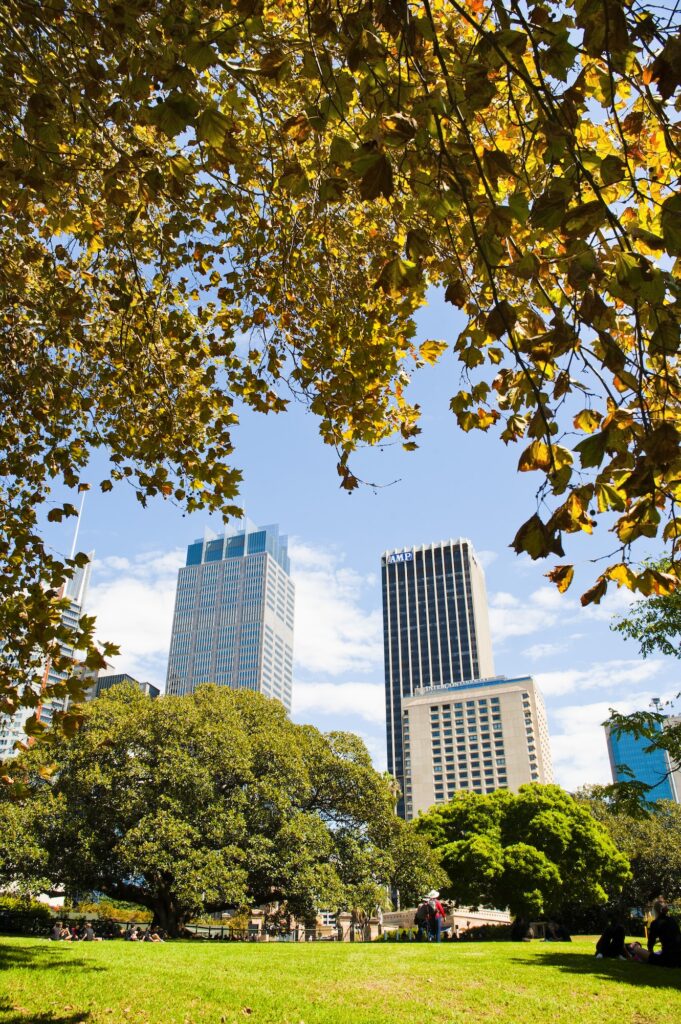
[401,675,554,819]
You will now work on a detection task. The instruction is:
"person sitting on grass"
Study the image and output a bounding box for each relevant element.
[59,925,72,941]
[628,898,681,968]
[50,921,62,941]
[595,916,627,959]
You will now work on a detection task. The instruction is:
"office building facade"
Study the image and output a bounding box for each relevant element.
[382,538,495,795]
[88,671,160,701]
[0,557,93,761]
[606,713,681,802]
[401,675,553,820]
[166,522,294,711]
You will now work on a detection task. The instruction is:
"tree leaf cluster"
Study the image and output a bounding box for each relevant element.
[0,685,442,935]
[415,784,630,921]
[2,0,681,733]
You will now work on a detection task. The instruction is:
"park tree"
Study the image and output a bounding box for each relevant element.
[415,784,630,923]
[0,684,441,936]
[578,786,681,912]
[1,0,681,735]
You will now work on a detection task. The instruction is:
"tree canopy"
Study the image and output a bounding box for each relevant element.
[1,0,681,730]
[0,684,442,936]
[578,786,681,912]
[415,784,630,921]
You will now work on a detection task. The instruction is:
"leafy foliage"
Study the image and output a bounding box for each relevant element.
[415,784,630,920]
[2,0,681,732]
[0,685,441,936]
[578,786,681,911]
[612,558,681,659]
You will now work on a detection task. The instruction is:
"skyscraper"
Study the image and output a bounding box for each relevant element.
[401,675,553,819]
[605,712,681,803]
[166,522,294,711]
[382,538,494,798]
[0,556,92,760]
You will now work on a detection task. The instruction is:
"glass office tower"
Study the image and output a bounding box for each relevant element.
[606,716,680,803]
[382,538,495,803]
[166,522,294,711]
[0,557,93,760]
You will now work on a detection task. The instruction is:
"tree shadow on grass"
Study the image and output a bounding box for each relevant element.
[0,943,104,974]
[515,948,681,989]
[0,1004,91,1024]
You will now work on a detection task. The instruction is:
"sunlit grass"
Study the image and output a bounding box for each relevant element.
[1,935,679,1024]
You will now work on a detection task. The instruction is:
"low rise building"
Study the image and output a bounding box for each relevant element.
[88,671,160,701]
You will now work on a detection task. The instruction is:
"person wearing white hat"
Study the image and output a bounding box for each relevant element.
[426,890,446,943]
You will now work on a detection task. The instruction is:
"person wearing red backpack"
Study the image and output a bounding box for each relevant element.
[426,890,446,943]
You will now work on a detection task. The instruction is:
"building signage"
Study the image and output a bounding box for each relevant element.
[388,551,414,564]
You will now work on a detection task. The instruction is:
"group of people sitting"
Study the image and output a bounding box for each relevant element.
[49,920,165,943]
[596,897,681,969]
[50,922,101,942]
[124,924,164,942]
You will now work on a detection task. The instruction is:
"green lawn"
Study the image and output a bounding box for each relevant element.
[1,936,679,1024]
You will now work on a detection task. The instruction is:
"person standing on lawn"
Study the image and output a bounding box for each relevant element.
[426,890,446,943]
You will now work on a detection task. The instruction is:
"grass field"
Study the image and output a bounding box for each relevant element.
[1,936,680,1024]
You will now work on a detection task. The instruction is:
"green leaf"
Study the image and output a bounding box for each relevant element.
[574,431,608,468]
[358,153,393,200]
[196,107,230,148]
[148,94,199,137]
[661,195,681,255]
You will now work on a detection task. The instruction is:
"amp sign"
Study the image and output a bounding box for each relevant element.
[388,551,414,564]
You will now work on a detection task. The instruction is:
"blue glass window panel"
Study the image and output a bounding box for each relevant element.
[248,531,266,554]
[226,535,245,558]
[205,539,224,562]
[186,542,203,566]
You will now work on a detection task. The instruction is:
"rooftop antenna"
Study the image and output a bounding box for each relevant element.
[69,492,86,560]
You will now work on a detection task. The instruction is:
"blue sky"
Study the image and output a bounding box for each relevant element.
[44,290,679,791]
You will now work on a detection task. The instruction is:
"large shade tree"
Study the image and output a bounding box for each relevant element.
[415,784,630,923]
[578,786,681,912]
[0,685,442,935]
[1,0,680,733]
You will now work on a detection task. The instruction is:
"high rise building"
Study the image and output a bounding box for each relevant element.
[400,675,553,820]
[605,712,681,803]
[382,538,495,796]
[166,522,294,711]
[0,557,93,761]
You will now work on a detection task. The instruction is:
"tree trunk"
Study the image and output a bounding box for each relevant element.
[151,893,188,939]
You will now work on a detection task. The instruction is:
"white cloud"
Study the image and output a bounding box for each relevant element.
[489,586,569,641]
[536,657,665,698]
[87,548,184,687]
[476,549,498,570]
[292,680,386,724]
[289,539,383,676]
[522,642,568,661]
[490,582,639,645]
